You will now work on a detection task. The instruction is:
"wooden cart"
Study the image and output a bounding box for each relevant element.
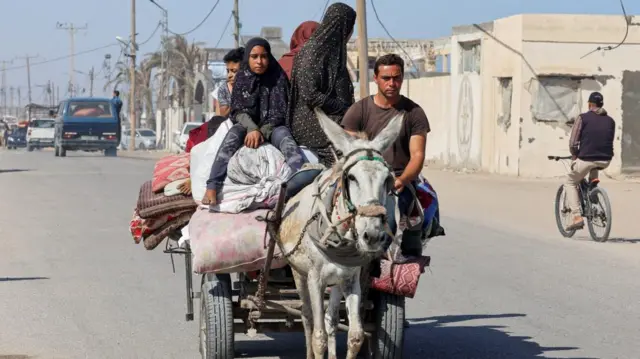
[165,184,412,358]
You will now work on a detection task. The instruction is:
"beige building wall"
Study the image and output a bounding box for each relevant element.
[516,14,640,178]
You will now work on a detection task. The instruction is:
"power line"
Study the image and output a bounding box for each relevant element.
[580,0,629,58]
[139,22,162,46]
[169,0,221,36]
[4,44,118,72]
[370,0,420,77]
[313,0,331,21]
[214,13,233,48]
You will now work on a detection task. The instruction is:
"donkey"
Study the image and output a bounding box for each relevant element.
[277,108,403,359]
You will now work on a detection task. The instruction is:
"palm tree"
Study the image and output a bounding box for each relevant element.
[104,59,154,128]
[146,35,207,108]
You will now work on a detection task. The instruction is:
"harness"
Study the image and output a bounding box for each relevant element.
[282,148,395,267]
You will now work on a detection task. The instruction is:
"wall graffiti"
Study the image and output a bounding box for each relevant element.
[457,74,474,163]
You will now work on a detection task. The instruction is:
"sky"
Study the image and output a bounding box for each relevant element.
[0,0,637,104]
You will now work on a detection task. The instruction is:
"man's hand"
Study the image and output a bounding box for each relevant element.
[394,178,406,193]
[244,130,263,149]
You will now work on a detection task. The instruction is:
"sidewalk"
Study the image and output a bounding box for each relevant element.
[423,168,640,242]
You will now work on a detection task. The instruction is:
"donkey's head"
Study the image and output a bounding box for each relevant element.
[315,108,403,254]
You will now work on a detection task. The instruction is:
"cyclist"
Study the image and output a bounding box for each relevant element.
[564,91,615,230]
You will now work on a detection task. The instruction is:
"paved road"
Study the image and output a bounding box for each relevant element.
[1,149,639,359]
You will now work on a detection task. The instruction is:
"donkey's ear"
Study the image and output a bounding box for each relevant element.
[370,113,403,153]
[315,107,353,154]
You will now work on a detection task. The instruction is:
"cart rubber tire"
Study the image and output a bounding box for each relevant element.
[200,273,234,359]
[366,291,405,359]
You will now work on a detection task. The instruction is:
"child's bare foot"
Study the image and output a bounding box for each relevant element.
[202,189,217,205]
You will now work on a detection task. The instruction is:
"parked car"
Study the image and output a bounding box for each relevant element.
[26,118,56,151]
[174,122,201,153]
[5,127,27,149]
[121,128,157,150]
[54,97,119,157]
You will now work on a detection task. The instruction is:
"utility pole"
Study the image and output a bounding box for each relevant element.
[17,87,21,117]
[15,54,38,105]
[233,0,240,47]
[56,22,88,97]
[129,0,137,152]
[150,0,169,148]
[89,67,95,97]
[9,86,14,116]
[356,0,369,99]
[0,60,11,115]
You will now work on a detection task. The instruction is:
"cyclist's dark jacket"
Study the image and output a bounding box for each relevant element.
[569,108,615,161]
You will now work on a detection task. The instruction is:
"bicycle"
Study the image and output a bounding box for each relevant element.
[548,156,613,242]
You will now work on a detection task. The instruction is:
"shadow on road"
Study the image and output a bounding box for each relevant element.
[234,313,593,358]
[0,169,32,174]
[406,313,593,359]
[0,277,49,282]
[608,237,640,244]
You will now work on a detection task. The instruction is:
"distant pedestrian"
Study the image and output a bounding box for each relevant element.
[112,90,123,142]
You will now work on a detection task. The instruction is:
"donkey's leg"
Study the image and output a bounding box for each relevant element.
[308,269,328,359]
[342,268,365,359]
[292,269,315,359]
[325,285,343,359]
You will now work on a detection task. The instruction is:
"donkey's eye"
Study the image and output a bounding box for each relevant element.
[347,174,357,182]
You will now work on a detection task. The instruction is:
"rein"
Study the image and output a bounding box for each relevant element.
[282,148,395,266]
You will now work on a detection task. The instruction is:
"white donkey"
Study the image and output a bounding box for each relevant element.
[278,108,403,359]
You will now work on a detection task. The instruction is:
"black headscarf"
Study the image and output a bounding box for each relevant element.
[300,2,356,95]
[288,2,356,161]
[231,37,290,130]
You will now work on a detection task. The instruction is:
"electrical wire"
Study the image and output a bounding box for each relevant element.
[313,0,331,21]
[139,22,162,46]
[370,0,421,78]
[4,44,118,72]
[214,13,233,48]
[580,0,629,58]
[169,0,221,36]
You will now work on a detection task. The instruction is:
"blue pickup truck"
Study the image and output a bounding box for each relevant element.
[54,97,120,157]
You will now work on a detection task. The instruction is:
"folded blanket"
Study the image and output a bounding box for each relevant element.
[130,208,192,244]
[151,153,190,193]
[143,211,193,250]
[137,180,197,219]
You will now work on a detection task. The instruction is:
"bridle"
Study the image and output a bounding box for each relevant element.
[315,147,395,249]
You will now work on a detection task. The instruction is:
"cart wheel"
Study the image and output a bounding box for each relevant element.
[200,273,234,359]
[365,291,405,359]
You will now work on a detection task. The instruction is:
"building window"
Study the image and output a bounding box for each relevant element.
[459,41,481,74]
[498,78,513,129]
[531,76,581,124]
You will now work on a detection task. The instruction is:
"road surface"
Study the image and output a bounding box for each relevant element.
[1,149,639,359]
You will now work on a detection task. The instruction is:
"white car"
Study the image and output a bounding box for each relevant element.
[26,118,55,151]
[174,122,202,152]
[121,128,157,150]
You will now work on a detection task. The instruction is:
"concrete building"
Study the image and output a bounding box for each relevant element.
[385,13,640,178]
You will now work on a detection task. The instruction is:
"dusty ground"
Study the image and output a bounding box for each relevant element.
[1,149,638,358]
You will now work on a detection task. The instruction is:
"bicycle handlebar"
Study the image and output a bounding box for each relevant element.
[547,155,573,161]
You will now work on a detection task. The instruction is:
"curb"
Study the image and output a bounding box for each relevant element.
[118,151,172,160]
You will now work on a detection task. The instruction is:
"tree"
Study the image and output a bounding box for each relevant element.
[104,59,154,128]
[146,35,207,108]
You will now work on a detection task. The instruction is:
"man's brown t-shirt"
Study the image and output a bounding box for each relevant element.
[341,95,430,176]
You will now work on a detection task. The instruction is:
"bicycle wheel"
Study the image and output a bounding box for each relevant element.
[554,185,576,238]
[586,187,612,242]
